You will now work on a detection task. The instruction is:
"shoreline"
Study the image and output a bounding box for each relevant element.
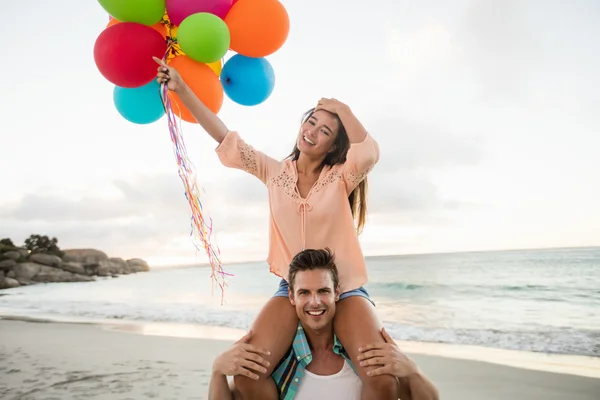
[1,318,599,400]
[2,311,599,380]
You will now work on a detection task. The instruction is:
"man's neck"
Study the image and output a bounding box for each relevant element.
[303,323,335,353]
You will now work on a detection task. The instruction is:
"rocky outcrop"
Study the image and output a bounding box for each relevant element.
[0,247,150,290]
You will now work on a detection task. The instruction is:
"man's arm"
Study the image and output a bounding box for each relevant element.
[397,371,439,400]
[208,331,271,400]
[358,328,439,400]
[208,373,234,400]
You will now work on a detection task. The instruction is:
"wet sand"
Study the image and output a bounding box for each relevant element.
[1,319,599,400]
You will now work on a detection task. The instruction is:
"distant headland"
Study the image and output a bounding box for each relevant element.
[0,235,150,290]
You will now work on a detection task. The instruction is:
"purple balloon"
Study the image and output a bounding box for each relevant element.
[166,0,233,25]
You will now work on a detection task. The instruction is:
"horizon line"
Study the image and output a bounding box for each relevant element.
[151,244,600,269]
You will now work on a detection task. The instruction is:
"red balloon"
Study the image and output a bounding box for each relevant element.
[94,22,167,88]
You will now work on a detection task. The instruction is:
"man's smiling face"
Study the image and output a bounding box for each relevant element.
[289,269,340,332]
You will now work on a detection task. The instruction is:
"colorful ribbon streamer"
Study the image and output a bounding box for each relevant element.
[158,38,231,304]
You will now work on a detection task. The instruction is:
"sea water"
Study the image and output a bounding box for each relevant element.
[1,247,599,358]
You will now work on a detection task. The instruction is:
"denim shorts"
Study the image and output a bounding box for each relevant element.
[273,279,375,307]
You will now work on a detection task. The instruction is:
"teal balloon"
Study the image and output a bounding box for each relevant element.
[221,55,275,106]
[113,80,165,124]
[178,13,230,63]
[98,0,166,25]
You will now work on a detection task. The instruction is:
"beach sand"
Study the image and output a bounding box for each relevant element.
[1,318,599,400]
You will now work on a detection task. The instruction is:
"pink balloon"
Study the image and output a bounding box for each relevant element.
[166,0,233,25]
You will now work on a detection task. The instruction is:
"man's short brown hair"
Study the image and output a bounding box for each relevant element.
[288,248,339,292]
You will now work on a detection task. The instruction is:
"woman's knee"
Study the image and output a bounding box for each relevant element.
[232,297,296,399]
[232,374,257,393]
[233,373,279,399]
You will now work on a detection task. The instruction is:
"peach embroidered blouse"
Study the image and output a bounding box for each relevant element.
[216,131,380,293]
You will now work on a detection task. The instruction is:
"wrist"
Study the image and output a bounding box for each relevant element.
[335,103,351,117]
[407,366,422,380]
[211,358,224,378]
[174,83,191,96]
[211,369,226,379]
[404,358,420,377]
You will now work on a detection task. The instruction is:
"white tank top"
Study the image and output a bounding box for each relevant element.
[294,360,362,400]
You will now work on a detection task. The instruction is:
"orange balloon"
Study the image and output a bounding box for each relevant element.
[225,0,290,57]
[168,55,224,122]
[106,18,168,38]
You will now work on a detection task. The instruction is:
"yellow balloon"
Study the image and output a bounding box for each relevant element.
[207,59,223,76]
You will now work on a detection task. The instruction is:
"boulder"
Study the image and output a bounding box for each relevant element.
[2,251,21,261]
[11,263,41,281]
[29,253,62,268]
[10,262,94,284]
[0,277,19,289]
[0,259,16,270]
[62,249,109,265]
[57,261,87,276]
[127,258,150,273]
[34,265,95,283]
[109,257,128,273]
[0,246,149,291]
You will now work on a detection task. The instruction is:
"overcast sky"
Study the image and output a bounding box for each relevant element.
[1,0,599,266]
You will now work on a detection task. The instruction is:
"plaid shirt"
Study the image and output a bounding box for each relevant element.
[271,323,357,399]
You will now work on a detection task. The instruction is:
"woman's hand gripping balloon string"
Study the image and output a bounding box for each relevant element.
[154,56,185,93]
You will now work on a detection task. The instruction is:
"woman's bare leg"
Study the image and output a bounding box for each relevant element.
[233,296,299,400]
[334,297,398,400]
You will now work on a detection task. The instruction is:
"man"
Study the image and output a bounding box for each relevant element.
[209,249,439,399]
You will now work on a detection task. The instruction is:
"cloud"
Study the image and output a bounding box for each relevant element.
[0,172,269,260]
[0,113,483,260]
[368,172,440,214]
[365,116,483,216]
[0,175,185,222]
[462,2,532,94]
[384,21,459,86]
[372,119,481,170]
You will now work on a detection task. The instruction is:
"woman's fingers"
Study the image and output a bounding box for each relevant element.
[156,71,170,85]
[152,56,168,68]
[367,365,392,377]
[237,366,260,380]
[243,343,271,357]
[359,356,388,367]
[357,348,386,361]
[358,342,385,354]
[238,357,268,375]
[241,349,270,368]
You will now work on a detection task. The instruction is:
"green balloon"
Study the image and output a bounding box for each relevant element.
[178,13,230,64]
[98,0,165,25]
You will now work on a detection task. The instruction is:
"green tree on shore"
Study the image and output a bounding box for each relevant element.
[23,235,64,257]
[0,238,15,247]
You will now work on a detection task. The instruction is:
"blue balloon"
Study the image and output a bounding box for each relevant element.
[113,80,165,124]
[221,55,275,106]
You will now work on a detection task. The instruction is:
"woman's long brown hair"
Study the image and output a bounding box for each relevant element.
[287,108,368,235]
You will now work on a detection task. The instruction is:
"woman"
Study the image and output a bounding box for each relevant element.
[155,57,397,399]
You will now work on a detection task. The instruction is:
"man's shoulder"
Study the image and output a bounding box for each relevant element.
[272,323,306,375]
[332,333,357,373]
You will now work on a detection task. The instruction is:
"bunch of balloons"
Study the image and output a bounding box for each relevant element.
[94,0,290,125]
